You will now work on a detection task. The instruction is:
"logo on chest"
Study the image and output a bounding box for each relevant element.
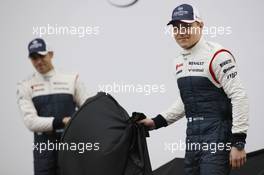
[176,63,184,71]
[31,83,45,92]
[53,82,70,91]
[189,61,204,66]
[176,63,184,75]
[188,61,205,73]
[188,69,204,72]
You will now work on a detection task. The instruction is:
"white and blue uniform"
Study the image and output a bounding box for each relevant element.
[153,38,249,175]
[17,69,91,175]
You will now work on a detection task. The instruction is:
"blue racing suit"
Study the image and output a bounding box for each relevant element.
[17,69,91,175]
[153,38,249,175]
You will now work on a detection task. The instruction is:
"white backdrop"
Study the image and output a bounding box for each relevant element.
[0,0,263,174]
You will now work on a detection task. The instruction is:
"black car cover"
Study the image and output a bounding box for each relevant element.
[59,92,153,175]
[153,149,264,175]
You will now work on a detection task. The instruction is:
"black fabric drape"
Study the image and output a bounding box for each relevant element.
[59,92,152,175]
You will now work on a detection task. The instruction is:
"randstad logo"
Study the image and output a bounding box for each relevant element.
[29,40,42,49]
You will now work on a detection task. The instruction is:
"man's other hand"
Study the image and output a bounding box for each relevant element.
[229,147,247,169]
[138,118,156,130]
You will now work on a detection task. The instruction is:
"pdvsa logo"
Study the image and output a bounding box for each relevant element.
[108,0,138,8]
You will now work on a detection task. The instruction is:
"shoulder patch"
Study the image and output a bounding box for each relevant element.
[209,49,234,84]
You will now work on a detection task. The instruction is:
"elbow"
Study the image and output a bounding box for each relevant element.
[23,118,50,132]
[24,121,40,132]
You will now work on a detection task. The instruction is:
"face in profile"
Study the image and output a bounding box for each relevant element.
[172,21,203,49]
[29,52,54,74]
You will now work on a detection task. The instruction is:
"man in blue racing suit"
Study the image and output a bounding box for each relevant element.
[17,38,92,175]
[139,4,249,175]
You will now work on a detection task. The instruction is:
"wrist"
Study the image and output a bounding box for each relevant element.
[232,142,245,151]
[231,133,247,145]
[52,118,64,129]
[152,114,168,129]
[231,133,246,151]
